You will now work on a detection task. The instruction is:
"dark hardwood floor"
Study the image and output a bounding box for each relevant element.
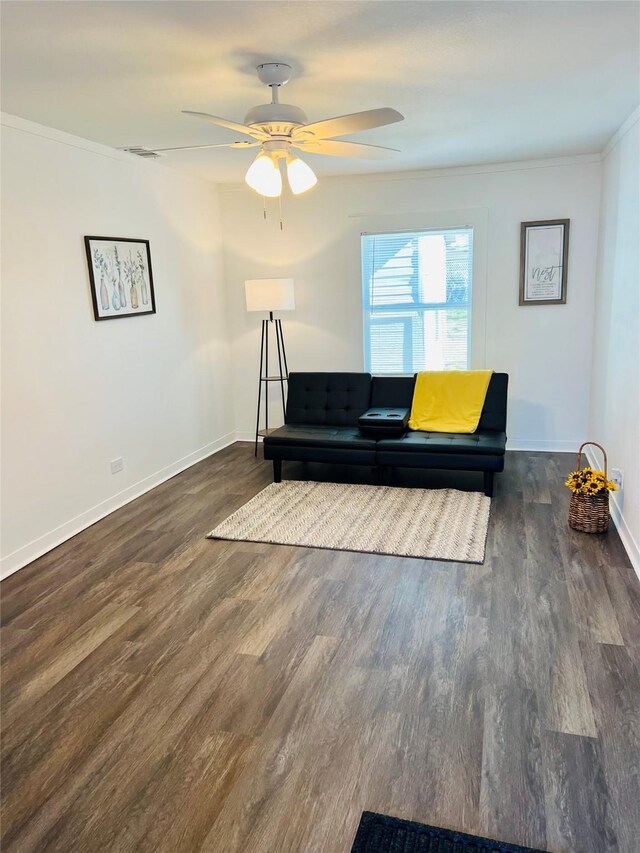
[1,444,639,852]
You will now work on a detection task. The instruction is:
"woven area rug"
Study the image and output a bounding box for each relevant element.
[208,480,490,563]
[350,812,547,852]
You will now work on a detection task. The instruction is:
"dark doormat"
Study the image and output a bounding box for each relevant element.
[350,812,547,852]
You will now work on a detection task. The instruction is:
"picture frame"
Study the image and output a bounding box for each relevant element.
[85,236,156,320]
[519,219,570,306]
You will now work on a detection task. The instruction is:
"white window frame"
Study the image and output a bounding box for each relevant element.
[362,226,474,375]
[350,208,488,373]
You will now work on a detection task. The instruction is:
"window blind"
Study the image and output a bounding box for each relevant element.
[361,228,473,375]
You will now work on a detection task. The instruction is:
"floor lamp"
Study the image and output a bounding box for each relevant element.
[245,278,295,456]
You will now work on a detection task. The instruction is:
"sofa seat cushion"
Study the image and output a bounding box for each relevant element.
[377,429,507,455]
[264,424,376,451]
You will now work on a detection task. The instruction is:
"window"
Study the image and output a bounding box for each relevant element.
[362,228,473,375]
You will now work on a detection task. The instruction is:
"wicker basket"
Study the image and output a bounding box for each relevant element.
[568,441,610,533]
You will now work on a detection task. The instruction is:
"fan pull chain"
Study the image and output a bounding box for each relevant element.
[259,195,284,229]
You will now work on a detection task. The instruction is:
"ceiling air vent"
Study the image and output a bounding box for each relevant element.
[121,146,163,159]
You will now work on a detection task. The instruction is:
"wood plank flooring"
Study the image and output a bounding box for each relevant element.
[1,444,639,852]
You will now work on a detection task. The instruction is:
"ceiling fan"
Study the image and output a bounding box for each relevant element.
[154,62,404,197]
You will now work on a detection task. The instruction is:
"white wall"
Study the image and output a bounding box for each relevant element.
[219,156,602,448]
[1,114,234,577]
[589,108,640,571]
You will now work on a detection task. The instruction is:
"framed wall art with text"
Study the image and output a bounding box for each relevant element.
[519,219,569,306]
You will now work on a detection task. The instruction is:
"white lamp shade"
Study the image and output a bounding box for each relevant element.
[245,153,282,197]
[286,154,318,195]
[245,278,295,312]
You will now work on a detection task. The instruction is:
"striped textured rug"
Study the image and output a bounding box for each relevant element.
[208,480,490,563]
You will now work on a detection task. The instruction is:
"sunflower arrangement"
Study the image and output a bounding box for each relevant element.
[567,443,614,533]
[565,466,617,495]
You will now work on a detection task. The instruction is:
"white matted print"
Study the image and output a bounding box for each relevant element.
[85,236,156,320]
[519,219,569,305]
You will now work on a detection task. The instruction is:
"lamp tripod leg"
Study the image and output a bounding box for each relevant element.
[264,315,270,436]
[275,319,286,419]
[254,320,266,457]
[278,319,289,378]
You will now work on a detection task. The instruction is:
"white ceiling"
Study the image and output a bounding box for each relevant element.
[2,1,639,183]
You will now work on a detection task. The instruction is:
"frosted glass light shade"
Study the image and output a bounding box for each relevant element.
[245,278,295,312]
[245,153,282,197]
[286,154,317,195]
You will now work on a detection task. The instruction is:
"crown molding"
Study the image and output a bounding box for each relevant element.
[601,105,640,159]
[0,111,219,190]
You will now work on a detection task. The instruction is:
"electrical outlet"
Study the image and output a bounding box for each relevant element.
[610,468,623,490]
[110,457,124,475]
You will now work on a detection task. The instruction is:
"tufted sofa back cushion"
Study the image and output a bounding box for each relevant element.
[286,373,372,426]
[370,376,416,408]
[477,373,509,432]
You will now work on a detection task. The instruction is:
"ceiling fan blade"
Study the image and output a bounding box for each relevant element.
[292,108,403,141]
[182,111,269,140]
[154,141,261,153]
[293,139,400,159]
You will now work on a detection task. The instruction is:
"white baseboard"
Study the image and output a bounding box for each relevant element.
[609,492,640,580]
[0,432,237,581]
[506,439,579,452]
[584,446,640,580]
[235,431,261,443]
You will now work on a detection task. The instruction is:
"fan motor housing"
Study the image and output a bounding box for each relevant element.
[244,102,308,133]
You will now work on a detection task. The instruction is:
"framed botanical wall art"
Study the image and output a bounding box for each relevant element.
[85,236,156,320]
[519,219,570,306]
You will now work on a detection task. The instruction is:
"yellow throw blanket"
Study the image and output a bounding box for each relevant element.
[409,370,494,433]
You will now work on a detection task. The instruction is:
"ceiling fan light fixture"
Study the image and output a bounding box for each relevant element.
[245,152,282,197]
[174,65,403,207]
[286,153,318,195]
